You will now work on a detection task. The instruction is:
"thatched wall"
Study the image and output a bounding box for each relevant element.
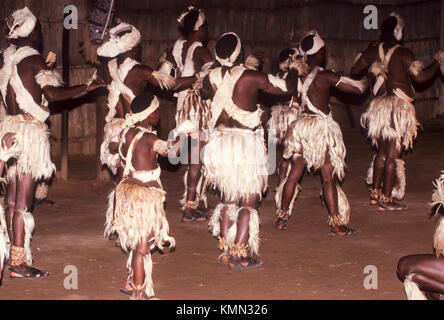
[0,0,441,157]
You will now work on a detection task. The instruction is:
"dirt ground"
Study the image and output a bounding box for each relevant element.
[1,121,444,300]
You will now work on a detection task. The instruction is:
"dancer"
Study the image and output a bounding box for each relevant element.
[158,6,213,222]
[397,173,444,300]
[97,22,190,240]
[110,94,194,299]
[351,13,443,211]
[202,32,306,270]
[276,30,367,234]
[0,7,104,278]
[98,22,176,180]
[267,47,303,188]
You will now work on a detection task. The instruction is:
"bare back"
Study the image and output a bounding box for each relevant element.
[121,128,159,172]
[386,47,415,97]
[5,54,47,116]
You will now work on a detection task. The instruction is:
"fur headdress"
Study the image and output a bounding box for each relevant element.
[97,22,141,58]
[389,12,404,41]
[299,30,325,57]
[6,7,37,39]
[215,32,242,67]
[177,6,206,32]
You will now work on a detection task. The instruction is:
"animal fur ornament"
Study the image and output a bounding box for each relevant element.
[97,23,141,58]
[6,7,37,39]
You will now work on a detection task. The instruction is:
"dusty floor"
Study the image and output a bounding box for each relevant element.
[0,122,443,300]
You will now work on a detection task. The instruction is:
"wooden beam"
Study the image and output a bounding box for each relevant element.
[61,8,70,180]
[96,92,111,182]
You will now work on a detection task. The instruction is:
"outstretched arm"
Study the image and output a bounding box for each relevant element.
[324,70,368,95]
[173,75,198,92]
[351,43,377,78]
[259,56,309,96]
[31,56,104,103]
[259,69,300,96]
[404,48,440,85]
[152,119,197,157]
[138,64,176,91]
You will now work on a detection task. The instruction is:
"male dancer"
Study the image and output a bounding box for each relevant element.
[110,94,195,299]
[202,32,307,270]
[267,47,302,188]
[397,173,444,300]
[158,6,213,222]
[276,31,367,235]
[351,13,443,211]
[0,7,104,278]
[97,22,190,239]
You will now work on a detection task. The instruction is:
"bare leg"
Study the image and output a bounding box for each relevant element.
[372,138,387,192]
[320,156,338,217]
[217,203,235,264]
[275,156,305,230]
[382,139,399,197]
[278,158,290,186]
[130,238,150,300]
[182,138,206,222]
[320,154,355,236]
[9,173,48,278]
[228,195,263,270]
[378,139,406,211]
[220,205,234,238]
[397,254,444,299]
[5,177,17,244]
[281,157,305,210]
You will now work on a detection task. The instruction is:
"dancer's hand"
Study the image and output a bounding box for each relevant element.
[45,51,57,68]
[87,78,106,92]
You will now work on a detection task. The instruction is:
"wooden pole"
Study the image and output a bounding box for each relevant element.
[96,92,111,182]
[61,8,70,180]
[439,0,444,116]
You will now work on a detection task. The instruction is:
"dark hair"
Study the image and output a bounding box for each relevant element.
[278,48,295,63]
[380,16,398,42]
[178,9,200,37]
[300,35,315,54]
[131,94,155,114]
[215,33,238,59]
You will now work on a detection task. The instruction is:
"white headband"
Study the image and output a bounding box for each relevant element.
[177,6,206,32]
[389,12,404,41]
[124,96,159,127]
[97,22,141,58]
[6,7,37,39]
[215,32,242,67]
[300,30,325,57]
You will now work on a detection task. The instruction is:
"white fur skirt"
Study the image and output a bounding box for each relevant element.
[175,86,211,130]
[283,113,346,181]
[110,182,175,252]
[202,127,268,202]
[267,104,300,146]
[360,94,420,152]
[0,114,55,181]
